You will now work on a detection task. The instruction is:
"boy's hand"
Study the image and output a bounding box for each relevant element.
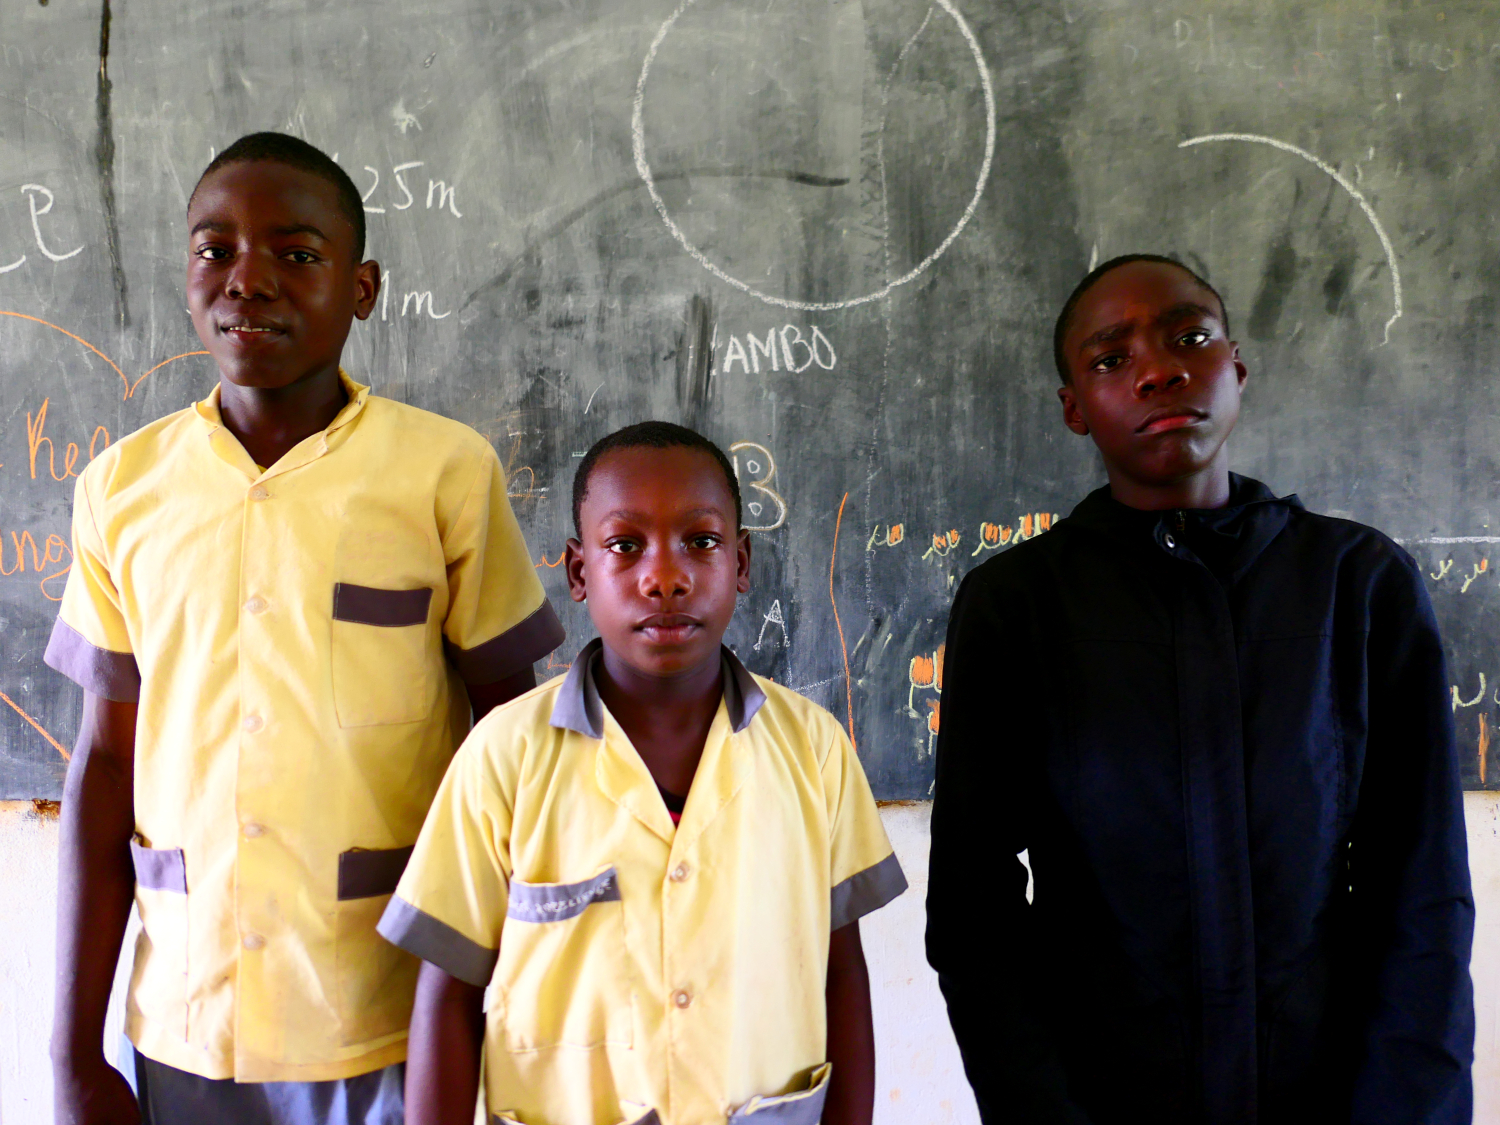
[53,1054,140,1125]
[405,960,485,1124]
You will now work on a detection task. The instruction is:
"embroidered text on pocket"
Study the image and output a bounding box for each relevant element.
[507,867,620,923]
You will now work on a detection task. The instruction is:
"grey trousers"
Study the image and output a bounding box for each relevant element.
[120,1038,404,1125]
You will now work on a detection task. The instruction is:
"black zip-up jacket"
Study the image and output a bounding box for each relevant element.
[926,476,1473,1125]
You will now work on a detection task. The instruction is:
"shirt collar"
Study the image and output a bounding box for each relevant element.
[193,368,371,434]
[549,638,767,739]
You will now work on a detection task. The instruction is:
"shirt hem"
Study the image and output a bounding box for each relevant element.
[126,1011,408,1083]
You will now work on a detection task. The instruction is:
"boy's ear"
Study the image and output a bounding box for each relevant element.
[1057,383,1091,436]
[735,529,752,595]
[353,260,381,322]
[564,537,587,602]
[1231,342,1248,389]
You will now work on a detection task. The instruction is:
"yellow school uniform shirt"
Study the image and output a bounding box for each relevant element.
[44,371,564,1082]
[379,639,907,1125]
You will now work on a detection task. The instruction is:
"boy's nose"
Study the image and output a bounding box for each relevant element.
[225,253,278,300]
[1135,355,1189,397]
[641,551,691,600]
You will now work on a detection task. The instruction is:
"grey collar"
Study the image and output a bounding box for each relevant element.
[549,638,767,739]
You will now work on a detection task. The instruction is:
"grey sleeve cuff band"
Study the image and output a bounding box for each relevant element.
[377,895,498,988]
[44,618,140,702]
[446,601,566,684]
[830,851,908,930]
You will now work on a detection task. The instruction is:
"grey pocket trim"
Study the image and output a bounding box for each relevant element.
[507,867,620,924]
[830,851,908,931]
[337,846,414,900]
[130,841,186,894]
[332,584,433,627]
[44,618,141,702]
[377,896,498,988]
[729,1062,832,1123]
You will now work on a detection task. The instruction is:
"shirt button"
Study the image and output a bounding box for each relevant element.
[242,714,264,733]
[670,863,690,882]
[242,822,264,839]
[1163,533,1177,549]
[244,596,267,615]
[249,485,269,501]
[672,988,692,1009]
[242,933,265,951]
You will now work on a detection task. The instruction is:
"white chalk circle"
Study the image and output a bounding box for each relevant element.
[632,0,996,312]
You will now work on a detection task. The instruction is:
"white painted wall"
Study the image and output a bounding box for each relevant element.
[3,798,1497,1123]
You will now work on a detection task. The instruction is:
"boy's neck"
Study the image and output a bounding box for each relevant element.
[217,362,348,470]
[1104,456,1233,512]
[594,643,724,799]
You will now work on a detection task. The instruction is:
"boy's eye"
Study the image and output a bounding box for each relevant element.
[605,540,641,555]
[1091,353,1125,373]
[688,535,720,550]
[194,246,229,261]
[1177,327,1211,346]
[285,250,319,264]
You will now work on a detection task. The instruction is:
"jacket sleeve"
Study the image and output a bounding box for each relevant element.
[1348,548,1474,1124]
[925,565,1092,1125]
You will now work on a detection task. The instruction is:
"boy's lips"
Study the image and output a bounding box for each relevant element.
[636,613,702,643]
[219,318,288,345]
[1137,407,1207,434]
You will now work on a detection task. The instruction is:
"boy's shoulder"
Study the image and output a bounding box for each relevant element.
[77,403,203,496]
[751,673,850,754]
[359,394,497,462]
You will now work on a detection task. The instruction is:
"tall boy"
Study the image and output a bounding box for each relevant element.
[927,255,1474,1124]
[47,133,563,1122]
[378,422,906,1124]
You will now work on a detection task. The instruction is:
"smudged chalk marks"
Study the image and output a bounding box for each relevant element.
[632,0,996,312]
[1179,133,1403,345]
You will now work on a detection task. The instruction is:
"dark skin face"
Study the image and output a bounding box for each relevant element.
[187,160,380,469]
[565,445,751,796]
[1057,260,1248,510]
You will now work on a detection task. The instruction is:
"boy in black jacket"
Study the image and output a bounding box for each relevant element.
[926,254,1473,1124]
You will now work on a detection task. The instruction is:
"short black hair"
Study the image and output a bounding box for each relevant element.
[572,422,742,535]
[191,132,366,261]
[1053,254,1228,383]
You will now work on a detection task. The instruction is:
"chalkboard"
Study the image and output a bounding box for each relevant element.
[3,0,1499,799]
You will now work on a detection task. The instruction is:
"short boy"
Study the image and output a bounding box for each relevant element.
[379,422,906,1124]
[927,255,1474,1123]
[47,133,562,1122]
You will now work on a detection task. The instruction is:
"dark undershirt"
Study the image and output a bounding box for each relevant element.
[657,784,686,826]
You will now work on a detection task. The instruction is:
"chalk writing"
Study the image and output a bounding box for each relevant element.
[345,160,464,218]
[0,311,207,400]
[0,691,68,761]
[25,399,109,482]
[378,270,452,321]
[1,184,84,271]
[908,643,945,755]
[1453,674,1487,711]
[0,528,72,600]
[866,523,905,550]
[969,512,1057,556]
[729,441,787,532]
[922,530,962,560]
[720,325,837,375]
[755,599,787,651]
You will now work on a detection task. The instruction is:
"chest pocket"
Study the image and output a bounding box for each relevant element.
[492,866,634,1051]
[332,520,445,727]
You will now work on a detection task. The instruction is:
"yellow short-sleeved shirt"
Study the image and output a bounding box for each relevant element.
[44,371,564,1083]
[379,639,906,1125]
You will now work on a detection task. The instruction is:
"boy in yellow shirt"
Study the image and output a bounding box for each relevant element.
[47,132,562,1123]
[380,422,905,1124]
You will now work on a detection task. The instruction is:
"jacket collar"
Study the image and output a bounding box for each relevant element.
[1062,473,1304,581]
[549,637,767,739]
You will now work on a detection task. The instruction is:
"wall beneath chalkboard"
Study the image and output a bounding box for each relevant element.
[2,0,1498,799]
